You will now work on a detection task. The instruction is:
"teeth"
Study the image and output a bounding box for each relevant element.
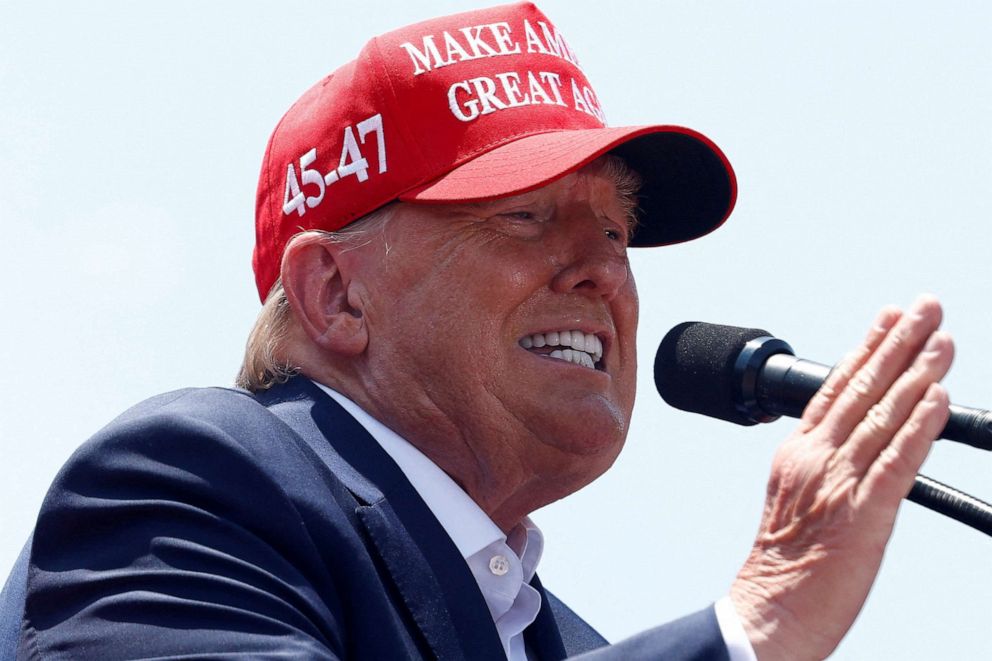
[571,330,585,352]
[546,348,597,369]
[519,329,604,366]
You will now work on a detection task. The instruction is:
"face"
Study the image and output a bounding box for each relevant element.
[347,160,640,501]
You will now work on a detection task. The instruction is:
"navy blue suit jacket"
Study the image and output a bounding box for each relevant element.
[7,378,728,660]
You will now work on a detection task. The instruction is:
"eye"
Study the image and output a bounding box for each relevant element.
[604,227,626,242]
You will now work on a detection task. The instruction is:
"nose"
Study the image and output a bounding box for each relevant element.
[550,230,630,300]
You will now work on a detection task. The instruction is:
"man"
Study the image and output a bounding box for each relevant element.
[4,2,953,659]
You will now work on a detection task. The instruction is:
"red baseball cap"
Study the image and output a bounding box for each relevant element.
[253,1,737,301]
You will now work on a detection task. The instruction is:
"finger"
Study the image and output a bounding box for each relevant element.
[818,295,943,445]
[799,305,902,431]
[837,330,954,476]
[858,382,951,511]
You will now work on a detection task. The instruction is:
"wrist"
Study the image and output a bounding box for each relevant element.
[730,569,827,661]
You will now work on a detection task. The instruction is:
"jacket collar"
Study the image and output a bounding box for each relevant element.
[256,377,509,660]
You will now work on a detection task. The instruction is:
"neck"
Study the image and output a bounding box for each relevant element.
[306,375,571,533]
[298,354,609,533]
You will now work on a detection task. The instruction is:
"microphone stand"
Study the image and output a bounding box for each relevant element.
[909,474,992,538]
[740,339,992,538]
[656,325,992,538]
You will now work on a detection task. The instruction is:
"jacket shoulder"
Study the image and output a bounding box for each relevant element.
[72,385,312,463]
[110,385,274,431]
[22,385,366,659]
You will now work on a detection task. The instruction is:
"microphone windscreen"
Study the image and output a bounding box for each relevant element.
[654,321,770,425]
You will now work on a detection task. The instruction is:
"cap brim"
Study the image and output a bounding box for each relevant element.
[399,125,737,247]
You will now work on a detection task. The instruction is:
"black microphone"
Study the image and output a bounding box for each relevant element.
[654,321,992,451]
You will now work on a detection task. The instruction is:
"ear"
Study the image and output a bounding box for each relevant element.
[280,234,368,356]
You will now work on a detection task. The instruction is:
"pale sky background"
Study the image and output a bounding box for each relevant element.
[2,1,990,659]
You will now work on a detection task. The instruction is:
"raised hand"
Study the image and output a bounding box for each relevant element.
[729,295,953,660]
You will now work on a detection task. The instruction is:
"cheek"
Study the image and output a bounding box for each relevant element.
[433,248,549,326]
[614,279,640,403]
[621,263,639,311]
[379,266,517,367]
[621,271,639,330]
[500,257,551,292]
[611,276,639,342]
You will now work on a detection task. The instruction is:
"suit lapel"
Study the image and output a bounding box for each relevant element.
[527,575,609,658]
[258,379,504,661]
[524,574,568,660]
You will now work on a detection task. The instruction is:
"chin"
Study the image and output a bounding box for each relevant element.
[537,404,629,461]
[553,391,629,448]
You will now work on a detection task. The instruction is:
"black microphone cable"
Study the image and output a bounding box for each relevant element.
[655,321,992,538]
[909,475,992,537]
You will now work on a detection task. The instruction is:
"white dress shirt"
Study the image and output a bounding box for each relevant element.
[314,383,755,661]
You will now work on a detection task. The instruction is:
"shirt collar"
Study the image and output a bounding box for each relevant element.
[313,381,540,561]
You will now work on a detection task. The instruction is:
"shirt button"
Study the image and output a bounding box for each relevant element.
[489,555,510,576]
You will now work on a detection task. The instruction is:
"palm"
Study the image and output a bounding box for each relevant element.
[731,297,952,660]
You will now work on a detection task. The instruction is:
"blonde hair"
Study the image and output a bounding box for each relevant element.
[235,154,642,392]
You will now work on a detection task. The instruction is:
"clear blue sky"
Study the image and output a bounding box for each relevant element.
[2,2,990,658]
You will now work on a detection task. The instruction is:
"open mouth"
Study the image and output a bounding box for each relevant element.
[519,330,604,370]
